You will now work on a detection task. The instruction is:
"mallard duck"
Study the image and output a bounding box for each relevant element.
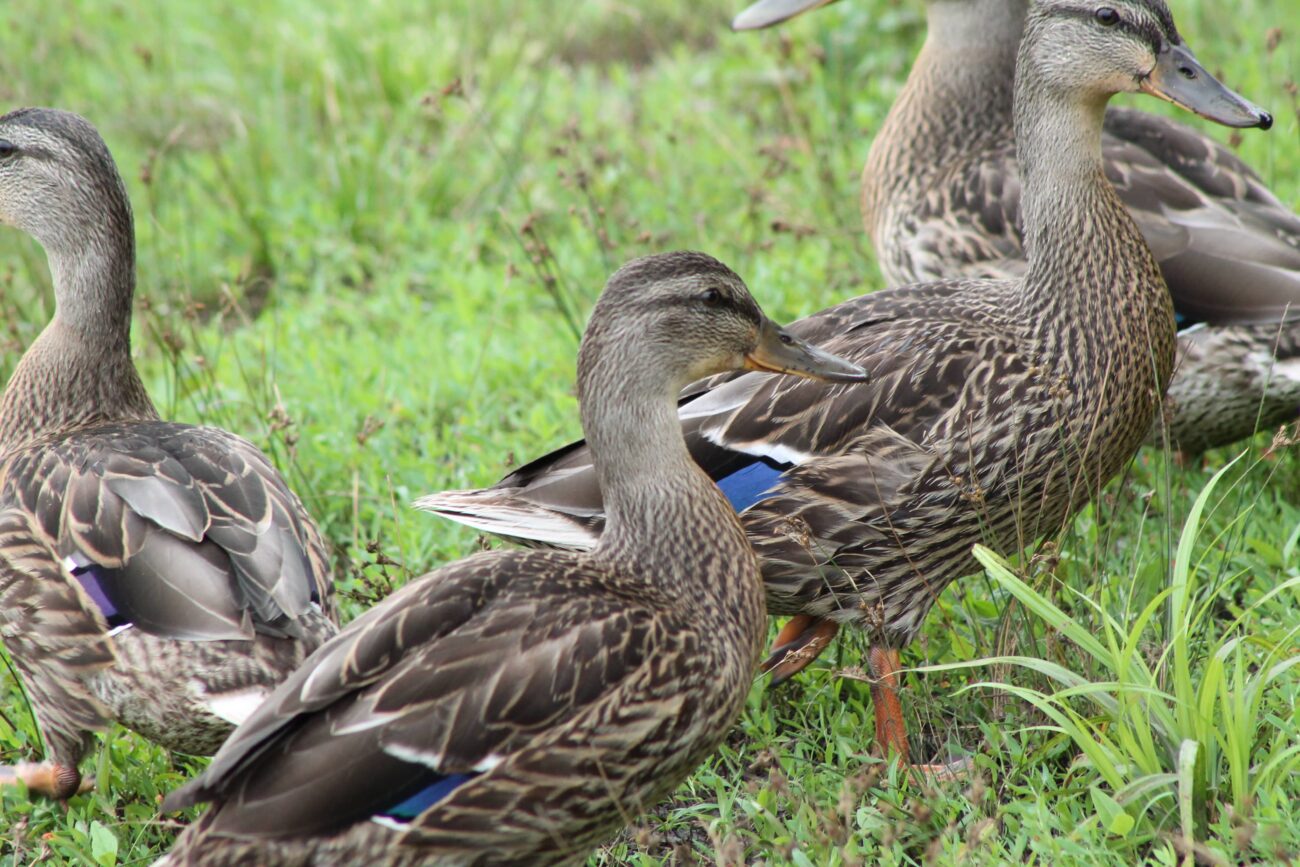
[735,0,1300,455]
[0,108,338,799]
[159,252,867,866]
[418,0,1271,767]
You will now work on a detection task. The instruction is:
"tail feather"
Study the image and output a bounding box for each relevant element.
[414,489,600,550]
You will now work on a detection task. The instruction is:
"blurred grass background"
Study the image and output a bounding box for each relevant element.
[0,0,1296,863]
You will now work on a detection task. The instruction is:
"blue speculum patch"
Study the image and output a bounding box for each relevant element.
[66,558,130,630]
[715,456,791,513]
[377,773,476,822]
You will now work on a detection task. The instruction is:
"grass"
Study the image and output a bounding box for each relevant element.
[0,0,1297,863]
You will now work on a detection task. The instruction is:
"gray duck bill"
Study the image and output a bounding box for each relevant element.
[744,319,869,383]
[1139,43,1272,130]
[732,0,839,30]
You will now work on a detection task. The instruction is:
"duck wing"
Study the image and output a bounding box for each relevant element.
[419,282,1023,553]
[0,421,333,645]
[881,108,1300,324]
[0,507,117,743]
[164,549,662,844]
[1101,107,1300,326]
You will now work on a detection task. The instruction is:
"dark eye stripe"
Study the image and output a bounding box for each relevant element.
[1116,18,1164,52]
[1054,6,1170,54]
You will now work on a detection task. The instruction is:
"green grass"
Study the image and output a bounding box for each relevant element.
[0,0,1298,863]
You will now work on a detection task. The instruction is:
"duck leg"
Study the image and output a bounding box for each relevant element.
[868,645,969,779]
[764,625,968,777]
[761,615,839,683]
[867,645,910,763]
[0,511,113,799]
[0,761,90,798]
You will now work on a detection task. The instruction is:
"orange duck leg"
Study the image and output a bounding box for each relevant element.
[760,614,840,683]
[764,619,968,779]
[0,761,92,798]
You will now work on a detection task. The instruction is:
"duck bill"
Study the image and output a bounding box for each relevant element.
[732,0,839,30]
[1138,44,1273,129]
[744,319,869,383]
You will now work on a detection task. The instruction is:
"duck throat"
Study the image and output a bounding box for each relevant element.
[862,0,1026,239]
[1010,63,1176,457]
[0,237,156,453]
[578,342,755,600]
[49,228,137,341]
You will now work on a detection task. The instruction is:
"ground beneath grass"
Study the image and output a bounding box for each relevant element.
[0,1,1297,864]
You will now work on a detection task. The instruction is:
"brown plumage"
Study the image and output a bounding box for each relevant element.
[740,0,1300,454]
[418,0,1271,766]
[0,108,337,799]
[158,253,866,866]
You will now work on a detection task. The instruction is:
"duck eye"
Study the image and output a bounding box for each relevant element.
[699,288,723,306]
[0,140,17,160]
[1095,7,1120,25]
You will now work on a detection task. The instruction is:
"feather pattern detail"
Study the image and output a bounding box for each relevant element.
[0,108,338,796]
[159,252,793,865]
[857,0,1300,453]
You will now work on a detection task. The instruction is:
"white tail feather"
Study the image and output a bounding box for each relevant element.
[414,490,599,550]
[1269,356,1300,383]
[202,687,269,726]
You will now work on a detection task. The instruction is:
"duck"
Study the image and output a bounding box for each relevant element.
[734,0,1300,455]
[417,0,1272,769]
[158,252,868,866]
[0,108,338,799]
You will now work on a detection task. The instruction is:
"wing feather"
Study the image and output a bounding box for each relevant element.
[1101,108,1300,325]
[165,550,661,840]
[885,107,1300,323]
[0,508,115,752]
[421,283,1024,566]
[0,421,334,644]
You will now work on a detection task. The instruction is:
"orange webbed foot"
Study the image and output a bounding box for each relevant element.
[0,762,91,799]
[866,645,971,782]
[760,615,840,684]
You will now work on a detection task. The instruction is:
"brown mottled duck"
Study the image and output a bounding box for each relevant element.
[418,0,1272,768]
[0,108,338,799]
[159,252,867,866]
[735,0,1300,455]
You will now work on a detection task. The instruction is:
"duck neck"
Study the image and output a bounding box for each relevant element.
[579,343,756,605]
[1012,54,1175,387]
[863,0,1026,236]
[0,215,156,454]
